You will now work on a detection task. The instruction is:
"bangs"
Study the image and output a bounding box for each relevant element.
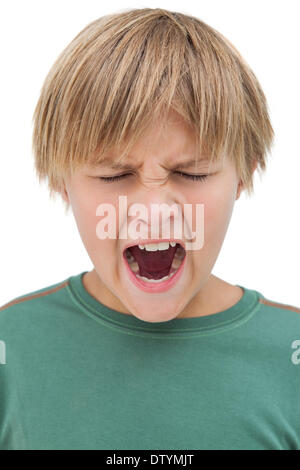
[32,8,274,201]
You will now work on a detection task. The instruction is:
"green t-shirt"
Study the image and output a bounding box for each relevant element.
[0,271,300,450]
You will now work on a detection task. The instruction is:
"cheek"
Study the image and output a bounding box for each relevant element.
[74,204,98,255]
[69,188,104,252]
[201,185,237,248]
[71,191,121,269]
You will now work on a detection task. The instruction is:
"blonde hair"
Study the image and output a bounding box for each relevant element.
[32,7,274,213]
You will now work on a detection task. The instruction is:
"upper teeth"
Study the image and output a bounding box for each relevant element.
[138,241,177,251]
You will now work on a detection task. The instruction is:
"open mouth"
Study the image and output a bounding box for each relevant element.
[123,241,186,284]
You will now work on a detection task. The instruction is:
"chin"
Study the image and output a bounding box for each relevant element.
[130,305,181,323]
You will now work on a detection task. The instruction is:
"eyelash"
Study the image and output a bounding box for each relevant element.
[99,172,208,183]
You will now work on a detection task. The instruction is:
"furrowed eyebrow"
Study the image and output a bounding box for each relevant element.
[171,158,211,170]
[88,159,141,170]
[90,157,211,171]
[104,161,142,170]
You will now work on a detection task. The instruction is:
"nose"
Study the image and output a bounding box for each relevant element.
[127,184,183,241]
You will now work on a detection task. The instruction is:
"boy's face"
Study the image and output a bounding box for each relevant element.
[62,110,247,322]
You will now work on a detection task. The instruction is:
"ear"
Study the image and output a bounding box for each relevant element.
[235,180,244,201]
[235,160,258,201]
[59,178,70,205]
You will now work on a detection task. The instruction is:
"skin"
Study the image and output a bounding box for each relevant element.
[61,109,257,323]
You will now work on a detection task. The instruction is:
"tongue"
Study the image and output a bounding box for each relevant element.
[128,245,177,280]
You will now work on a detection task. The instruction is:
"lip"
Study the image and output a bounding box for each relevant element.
[122,249,186,293]
[122,238,186,254]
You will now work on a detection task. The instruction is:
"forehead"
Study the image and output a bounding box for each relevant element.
[85,152,221,171]
[84,110,227,171]
[83,110,229,172]
[74,152,230,182]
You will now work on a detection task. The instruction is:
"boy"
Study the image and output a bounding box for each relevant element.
[0,7,299,450]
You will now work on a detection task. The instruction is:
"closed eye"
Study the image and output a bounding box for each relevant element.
[99,172,208,183]
[98,173,131,183]
[173,171,208,182]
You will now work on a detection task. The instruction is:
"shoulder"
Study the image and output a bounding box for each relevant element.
[0,275,76,368]
[258,295,300,315]
[255,291,300,335]
[0,276,71,321]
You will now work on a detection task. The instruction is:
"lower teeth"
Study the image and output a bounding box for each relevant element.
[135,271,176,283]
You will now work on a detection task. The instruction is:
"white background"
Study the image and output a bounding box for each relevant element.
[0,0,299,308]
